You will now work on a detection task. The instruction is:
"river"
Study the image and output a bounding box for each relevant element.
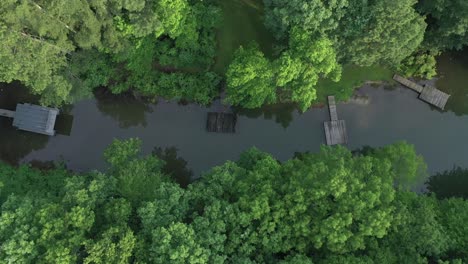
[0,52,467,180]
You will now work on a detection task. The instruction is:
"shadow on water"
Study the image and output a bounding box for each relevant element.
[153,146,193,188]
[436,49,468,116]
[0,82,50,164]
[235,103,299,128]
[94,88,153,128]
[427,166,468,199]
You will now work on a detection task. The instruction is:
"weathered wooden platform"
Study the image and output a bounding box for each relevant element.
[324,120,348,145]
[419,85,450,110]
[324,96,348,145]
[206,112,237,133]
[393,74,450,110]
[12,104,59,136]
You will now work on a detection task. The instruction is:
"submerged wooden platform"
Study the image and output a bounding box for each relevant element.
[324,96,348,145]
[393,74,450,110]
[206,112,237,133]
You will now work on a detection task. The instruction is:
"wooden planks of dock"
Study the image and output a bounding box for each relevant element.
[419,85,450,110]
[324,120,348,145]
[324,96,348,145]
[0,109,15,118]
[393,74,450,110]
[328,96,338,121]
[12,104,59,136]
[393,74,424,93]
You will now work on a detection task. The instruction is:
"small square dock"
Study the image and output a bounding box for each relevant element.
[206,112,237,133]
[12,103,59,136]
[419,85,450,110]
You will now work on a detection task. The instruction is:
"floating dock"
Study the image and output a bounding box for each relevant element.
[324,96,348,145]
[393,74,450,110]
[206,112,237,133]
[0,103,59,136]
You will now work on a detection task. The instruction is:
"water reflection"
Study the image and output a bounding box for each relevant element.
[436,50,468,116]
[427,166,468,199]
[236,103,298,128]
[94,88,153,128]
[153,146,193,188]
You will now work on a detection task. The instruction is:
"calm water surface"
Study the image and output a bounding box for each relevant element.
[0,52,467,178]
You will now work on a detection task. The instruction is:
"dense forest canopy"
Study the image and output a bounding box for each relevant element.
[0,139,466,263]
[0,0,221,105]
[0,0,467,109]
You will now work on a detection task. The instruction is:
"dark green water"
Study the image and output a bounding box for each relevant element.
[0,53,467,179]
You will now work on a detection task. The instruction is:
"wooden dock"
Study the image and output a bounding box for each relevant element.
[324,96,348,145]
[206,112,237,133]
[0,109,15,118]
[393,75,450,110]
[0,103,59,136]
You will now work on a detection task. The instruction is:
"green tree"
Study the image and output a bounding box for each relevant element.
[368,141,428,189]
[275,27,341,110]
[104,138,169,205]
[398,51,438,79]
[263,0,348,39]
[336,0,427,66]
[438,198,468,260]
[226,43,275,108]
[418,0,468,50]
[189,146,396,258]
[374,192,449,263]
[0,0,203,105]
[0,172,122,263]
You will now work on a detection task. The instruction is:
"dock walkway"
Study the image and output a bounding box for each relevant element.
[393,74,450,110]
[324,96,348,146]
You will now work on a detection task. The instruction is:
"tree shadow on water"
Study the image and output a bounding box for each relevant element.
[235,103,298,129]
[427,166,468,199]
[94,88,153,128]
[152,147,193,188]
[435,50,468,116]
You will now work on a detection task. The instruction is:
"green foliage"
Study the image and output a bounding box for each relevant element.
[226,31,341,111]
[277,27,341,110]
[0,141,467,263]
[0,172,123,263]
[0,0,221,106]
[104,138,167,205]
[370,142,428,190]
[226,43,275,108]
[336,0,427,66]
[398,51,438,79]
[418,0,468,50]
[263,0,348,39]
[264,0,427,68]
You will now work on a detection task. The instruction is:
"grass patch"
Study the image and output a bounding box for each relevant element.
[213,0,275,75]
[315,65,394,103]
